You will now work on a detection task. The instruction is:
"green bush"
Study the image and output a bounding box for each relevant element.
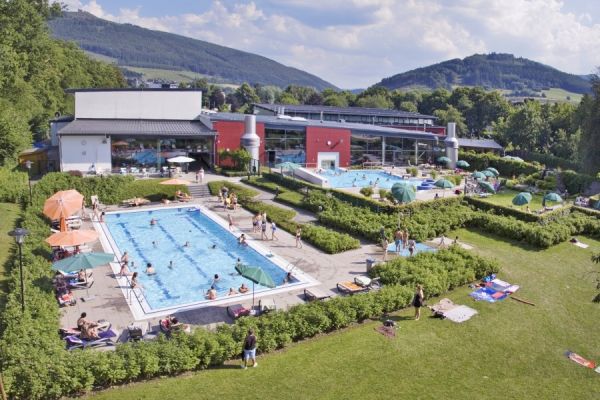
[560,170,597,195]
[459,151,540,177]
[360,187,373,197]
[0,166,28,203]
[463,196,572,223]
[379,189,389,199]
[430,170,438,180]
[408,167,418,177]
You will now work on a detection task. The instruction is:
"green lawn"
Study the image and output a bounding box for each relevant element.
[81,227,600,399]
[478,188,551,210]
[0,203,21,300]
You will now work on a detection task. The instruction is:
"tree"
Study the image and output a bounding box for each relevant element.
[433,105,467,135]
[418,89,450,115]
[578,72,600,174]
[592,252,600,303]
[0,105,31,165]
[494,100,549,152]
[277,92,300,105]
[355,94,393,109]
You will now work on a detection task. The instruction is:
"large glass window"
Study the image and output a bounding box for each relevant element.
[264,128,306,166]
[350,134,382,165]
[111,137,214,172]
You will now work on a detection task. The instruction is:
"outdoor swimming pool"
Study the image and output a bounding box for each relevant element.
[317,169,423,189]
[386,242,437,256]
[104,207,293,311]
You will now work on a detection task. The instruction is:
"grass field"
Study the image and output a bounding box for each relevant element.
[0,203,21,302]
[121,66,239,89]
[541,88,583,103]
[82,229,600,400]
[477,188,554,210]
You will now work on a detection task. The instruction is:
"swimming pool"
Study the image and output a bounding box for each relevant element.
[386,242,437,256]
[317,169,423,189]
[103,207,299,312]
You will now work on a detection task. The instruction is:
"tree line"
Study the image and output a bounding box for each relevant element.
[188,79,598,174]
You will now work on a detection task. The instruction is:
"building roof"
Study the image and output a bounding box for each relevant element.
[64,88,203,93]
[210,112,439,141]
[58,119,215,137]
[50,115,74,123]
[254,103,436,120]
[457,138,503,150]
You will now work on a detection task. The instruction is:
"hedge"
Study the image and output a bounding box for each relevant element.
[0,167,28,203]
[512,150,581,171]
[459,151,540,177]
[464,196,572,223]
[560,170,598,195]
[207,180,360,254]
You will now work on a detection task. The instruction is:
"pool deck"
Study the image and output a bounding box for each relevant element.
[59,172,384,339]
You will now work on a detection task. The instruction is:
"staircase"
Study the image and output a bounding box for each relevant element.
[188,184,211,198]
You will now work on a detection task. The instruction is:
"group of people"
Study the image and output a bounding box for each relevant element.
[219,186,239,210]
[76,312,101,340]
[251,212,279,241]
[394,228,415,255]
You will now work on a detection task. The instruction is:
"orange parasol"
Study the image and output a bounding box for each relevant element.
[112,140,129,147]
[43,190,84,220]
[159,178,191,185]
[45,229,98,247]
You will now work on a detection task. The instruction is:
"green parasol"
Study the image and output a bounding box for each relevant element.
[543,192,563,203]
[482,169,495,178]
[478,180,496,194]
[237,266,276,308]
[471,171,485,180]
[437,156,451,165]
[485,167,499,176]
[391,183,416,204]
[512,192,532,206]
[434,179,454,189]
[456,160,470,168]
[52,252,115,273]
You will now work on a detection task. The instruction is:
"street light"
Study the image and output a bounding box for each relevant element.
[24,160,33,206]
[8,228,29,313]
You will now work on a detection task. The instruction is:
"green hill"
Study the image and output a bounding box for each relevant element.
[48,11,337,90]
[377,53,590,94]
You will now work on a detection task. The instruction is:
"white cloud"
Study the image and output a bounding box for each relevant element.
[63,0,600,88]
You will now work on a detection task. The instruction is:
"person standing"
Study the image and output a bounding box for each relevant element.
[295,227,302,248]
[241,328,258,369]
[394,228,402,253]
[195,170,199,183]
[382,236,389,261]
[413,284,424,320]
[261,219,268,240]
[228,214,234,231]
[271,221,278,241]
[199,167,204,183]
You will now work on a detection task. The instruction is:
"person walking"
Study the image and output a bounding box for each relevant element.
[199,167,204,183]
[241,328,258,369]
[195,170,199,183]
[295,227,302,248]
[228,214,234,231]
[413,284,424,320]
[394,228,402,254]
[261,219,268,240]
[271,221,278,241]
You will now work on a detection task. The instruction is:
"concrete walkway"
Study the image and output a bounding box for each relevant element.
[59,171,383,339]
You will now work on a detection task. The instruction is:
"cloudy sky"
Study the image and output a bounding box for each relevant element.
[62,0,600,88]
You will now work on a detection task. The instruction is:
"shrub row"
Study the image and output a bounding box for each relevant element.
[512,150,581,171]
[371,246,500,295]
[459,151,540,177]
[560,170,598,195]
[207,181,360,253]
[464,196,572,223]
[0,166,28,203]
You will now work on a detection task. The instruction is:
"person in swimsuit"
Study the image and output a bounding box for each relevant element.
[295,227,302,248]
[413,284,424,320]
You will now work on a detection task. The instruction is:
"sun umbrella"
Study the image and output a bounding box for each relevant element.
[482,169,495,178]
[485,167,499,176]
[437,156,451,165]
[512,192,532,206]
[167,156,195,163]
[275,162,301,170]
[52,252,115,273]
[43,190,84,221]
[112,140,129,147]
[434,179,454,189]
[456,160,470,168]
[159,178,191,185]
[236,265,276,308]
[544,192,563,203]
[391,182,416,204]
[471,171,485,180]
[46,229,98,247]
[478,181,496,194]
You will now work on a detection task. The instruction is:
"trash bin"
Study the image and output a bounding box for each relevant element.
[366,258,376,272]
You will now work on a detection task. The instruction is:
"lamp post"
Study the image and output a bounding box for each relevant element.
[8,228,29,314]
[24,160,33,206]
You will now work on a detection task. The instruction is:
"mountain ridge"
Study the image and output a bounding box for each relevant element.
[376,53,591,94]
[48,11,337,90]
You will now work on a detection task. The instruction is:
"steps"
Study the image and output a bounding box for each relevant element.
[188,184,211,198]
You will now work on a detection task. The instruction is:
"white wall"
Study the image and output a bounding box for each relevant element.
[75,91,202,120]
[317,152,339,170]
[60,135,111,173]
[50,121,70,146]
[293,167,330,188]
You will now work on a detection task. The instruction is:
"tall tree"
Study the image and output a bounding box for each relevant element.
[433,105,467,135]
[578,74,600,173]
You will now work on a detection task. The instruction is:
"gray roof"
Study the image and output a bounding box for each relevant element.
[65,88,203,93]
[254,103,436,119]
[58,119,215,137]
[457,138,503,150]
[210,112,439,141]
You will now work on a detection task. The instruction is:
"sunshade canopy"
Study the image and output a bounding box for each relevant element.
[456,160,470,168]
[46,229,98,247]
[544,192,563,203]
[471,171,485,180]
[512,192,532,206]
[43,190,84,220]
[437,156,451,164]
[391,183,416,204]
[52,252,115,273]
[478,181,496,194]
[434,179,455,189]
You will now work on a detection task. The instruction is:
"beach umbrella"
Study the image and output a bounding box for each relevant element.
[52,252,115,273]
[471,171,485,180]
[482,169,495,178]
[159,178,191,185]
[485,167,499,176]
[437,156,451,165]
[544,192,563,203]
[434,179,454,189]
[512,192,532,206]
[111,140,129,147]
[167,156,195,163]
[456,160,470,168]
[46,229,98,247]
[391,183,416,204]
[44,190,84,221]
[478,181,496,194]
[236,265,276,308]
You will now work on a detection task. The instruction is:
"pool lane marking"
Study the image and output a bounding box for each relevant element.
[154,220,209,280]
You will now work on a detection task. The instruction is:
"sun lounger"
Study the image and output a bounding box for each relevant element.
[64,329,117,350]
[57,292,76,307]
[354,276,381,290]
[67,277,94,290]
[304,287,332,302]
[227,304,252,319]
[337,281,370,295]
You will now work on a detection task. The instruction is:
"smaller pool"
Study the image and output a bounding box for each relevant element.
[317,169,423,189]
[386,242,437,257]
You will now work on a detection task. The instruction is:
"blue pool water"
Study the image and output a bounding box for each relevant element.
[386,242,437,256]
[317,169,423,189]
[105,208,288,310]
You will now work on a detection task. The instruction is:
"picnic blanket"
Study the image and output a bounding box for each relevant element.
[487,278,520,294]
[565,351,600,373]
[572,241,589,249]
[469,286,508,302]
[375,325,396,338]
[444,306,478,323]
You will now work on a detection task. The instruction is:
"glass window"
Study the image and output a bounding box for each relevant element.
[350,134,382,165]
[264,128,306,166]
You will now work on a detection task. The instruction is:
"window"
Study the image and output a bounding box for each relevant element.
[264,128,306,165]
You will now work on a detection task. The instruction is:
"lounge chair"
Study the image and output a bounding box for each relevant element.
[354,276,381,290]
[258,299,276,314]
[64,329,117,350]
[227,304,252,319]
[67,277,94,290]
[304,287,331,302]
[57,292,76,307]
[336,281,370,295]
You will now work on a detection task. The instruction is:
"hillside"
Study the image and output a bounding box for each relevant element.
[48,11,337,90]
[377,53,590,94]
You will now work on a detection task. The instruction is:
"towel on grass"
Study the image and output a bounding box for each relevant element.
[469,287,508,302]
[375,326,396,338]
[443,306,478,323]
[572,241,589,249]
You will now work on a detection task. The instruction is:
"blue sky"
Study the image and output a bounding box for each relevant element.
[64,1,600,88]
